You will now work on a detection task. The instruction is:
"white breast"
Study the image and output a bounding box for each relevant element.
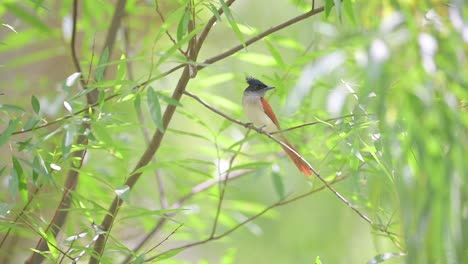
[242,94,279,133]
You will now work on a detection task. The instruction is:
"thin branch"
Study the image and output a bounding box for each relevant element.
[270,114,363,134]
[12,2,321,137]
[145,175,348,262]
[196,6,325,71]
[89,1,237,261]
[144,224,184,255]
[210,129,250,237]
[183,90,386,231]
[121,161,251,263]
[124,23,168,210]
[26,1,91,262]
[70,0,83,84]
[155,0,187,57]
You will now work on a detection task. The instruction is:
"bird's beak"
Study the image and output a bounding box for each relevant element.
[265,86,275,91]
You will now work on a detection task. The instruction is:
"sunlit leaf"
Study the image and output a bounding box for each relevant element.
[237,53,276,66]
[221,248,237,264]
[66,72,81,87]
[315,256,323,264]
[343,0,356,24]
[12,157,28,203]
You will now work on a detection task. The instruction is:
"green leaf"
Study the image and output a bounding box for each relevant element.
[265,40,286,69]
[22,116,40,131]
[3,3,51,32]
[157,91,183,107]
[93,123,113,146]
[0,104,25,112]
[177,8,191,42]
[147,87,164,132]
[221,248,237,264]
[334,0,342,21]
[119,208,184,221]
[271,169,285,200]
[12,157,28,203]
[343,0,356,24]
[95,46,110,82]
[31,95,40,114]
[315,256,323,264]
[0,119,21,147]
[227,162,271,172]
[62,124,76,160]
[133,254,145,264]
[0,203,14,218]
[115,54,127,92]
[219,0,245,46]
[206,3,222,22]
[154,248,184,262]
[236,53,276,66]
[325,0,334,18]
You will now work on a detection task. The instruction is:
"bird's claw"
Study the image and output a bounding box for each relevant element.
[245,123,267,134]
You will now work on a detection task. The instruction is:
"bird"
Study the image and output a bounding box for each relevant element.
[242,77,312,177]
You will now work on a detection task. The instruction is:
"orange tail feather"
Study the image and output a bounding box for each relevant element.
[281,142,312,177]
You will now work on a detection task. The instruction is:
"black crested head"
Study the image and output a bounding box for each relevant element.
[245,77,273,93]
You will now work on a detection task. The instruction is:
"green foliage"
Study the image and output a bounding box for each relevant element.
[0,1,466,264]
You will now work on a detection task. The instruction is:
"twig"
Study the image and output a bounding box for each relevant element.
[145,175,348,262]
[26,1,91,262]
[122,158,251,263]
[210,130,250,237]
[183,90,376,228]
[155,0,187,57]
[144,224,184,255]
[270,114,362,134]
[12,2,321,137]
[89,2,237,262]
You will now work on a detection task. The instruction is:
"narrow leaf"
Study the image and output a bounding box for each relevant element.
[0,119,21,147]
[65,72,81,87]
[271,169,285,200]
[177,8,191,42]
[12,157,28,203]
[325,0,334,17]
[3,3,51,32]
[95,47,110,82]
[343,0,356,24]
[219,0,245,46]
[147,87,164,132]
[334,0,342,21]
[31,95,40,114]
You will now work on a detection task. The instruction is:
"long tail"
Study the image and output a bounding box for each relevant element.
[280,140,312,177]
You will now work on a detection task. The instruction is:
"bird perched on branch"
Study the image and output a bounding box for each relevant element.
[242,77,312,177]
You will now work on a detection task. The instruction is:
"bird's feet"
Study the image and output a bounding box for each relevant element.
[245,123,266,134]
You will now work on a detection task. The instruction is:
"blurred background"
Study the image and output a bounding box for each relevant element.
[0,0,466,263]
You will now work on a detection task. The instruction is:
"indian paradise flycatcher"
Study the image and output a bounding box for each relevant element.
[242,77,312,177]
